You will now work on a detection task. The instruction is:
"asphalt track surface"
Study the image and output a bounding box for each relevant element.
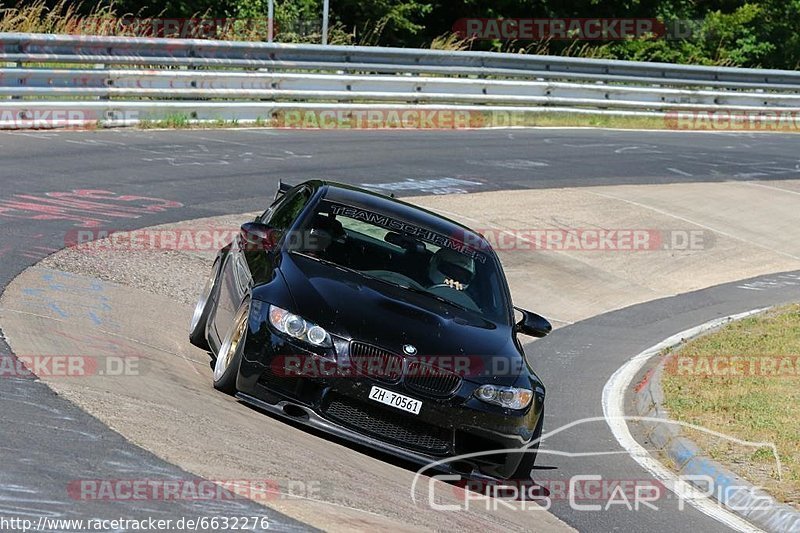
[528,271,800,532]
[1,128,799,531]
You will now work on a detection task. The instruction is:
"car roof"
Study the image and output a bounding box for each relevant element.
[315,181,491,251]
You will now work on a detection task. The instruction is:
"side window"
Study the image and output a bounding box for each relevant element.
[261,186,312,233]
[258,198,281,223]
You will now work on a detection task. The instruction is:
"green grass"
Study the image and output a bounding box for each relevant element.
[26,109,800,133]
[61,109,800,132]
[0,0,353,44]
[120,111,672,131]
[480,112,668,129]
[662,304,800,507]
[137,113,192,129]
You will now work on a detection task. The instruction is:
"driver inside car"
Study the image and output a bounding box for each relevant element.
[305,213,346,255]
[428,248,475,291]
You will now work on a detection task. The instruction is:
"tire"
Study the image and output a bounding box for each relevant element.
[509,407,544,480]
[212,298,250,394]
[189,258,220,351]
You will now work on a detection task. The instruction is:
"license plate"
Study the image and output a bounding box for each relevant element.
[368,386,422,415]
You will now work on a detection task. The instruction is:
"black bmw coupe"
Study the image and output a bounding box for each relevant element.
[189,180,551,480]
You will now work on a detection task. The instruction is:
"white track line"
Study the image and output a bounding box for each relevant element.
[602,308,768,533]
[743,180,800,197]
[586,190,800,262]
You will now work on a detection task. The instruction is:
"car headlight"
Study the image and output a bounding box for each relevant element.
[268,305,332,348]
[474,384,533,410]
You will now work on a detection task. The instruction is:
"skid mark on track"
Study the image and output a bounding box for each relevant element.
[18,270,118,329]
[737,272,800,291]
[0,189,183,228]
[362,177,484,195]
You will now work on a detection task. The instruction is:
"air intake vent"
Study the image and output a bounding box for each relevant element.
[324,394,451,453]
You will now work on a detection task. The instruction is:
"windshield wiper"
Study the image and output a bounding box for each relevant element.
[398,284,474,314]
[293,251,365,276]
[294,252,474,314]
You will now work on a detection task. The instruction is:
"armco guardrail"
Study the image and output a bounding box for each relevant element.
[2,32,800,128]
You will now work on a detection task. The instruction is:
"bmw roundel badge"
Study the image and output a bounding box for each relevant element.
[403,344,417,355]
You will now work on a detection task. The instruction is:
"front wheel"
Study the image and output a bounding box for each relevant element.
[212,298,250,394]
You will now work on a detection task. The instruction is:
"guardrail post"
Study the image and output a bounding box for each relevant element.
[322,0,330,45]
[268,0,274,43]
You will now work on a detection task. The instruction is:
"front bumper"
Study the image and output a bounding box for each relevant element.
[236,326,544,479]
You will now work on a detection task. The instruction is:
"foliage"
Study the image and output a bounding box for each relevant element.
[3,0,800,68]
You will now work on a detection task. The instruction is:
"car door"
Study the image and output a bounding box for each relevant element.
[211,185,314,343]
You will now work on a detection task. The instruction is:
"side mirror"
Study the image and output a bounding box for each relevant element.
[240,222,277,252]
[514,307,552,338]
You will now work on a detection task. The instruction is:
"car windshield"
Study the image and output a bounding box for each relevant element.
[291,200,510,323]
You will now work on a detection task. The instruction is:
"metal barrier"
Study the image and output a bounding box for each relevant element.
[1,32,799,128]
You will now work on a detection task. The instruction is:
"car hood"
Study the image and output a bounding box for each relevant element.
[276,252,523,385]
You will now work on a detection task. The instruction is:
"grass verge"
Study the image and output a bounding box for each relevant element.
[15,110,800,132]
[106,111,672,131]
[661,304,800,508]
